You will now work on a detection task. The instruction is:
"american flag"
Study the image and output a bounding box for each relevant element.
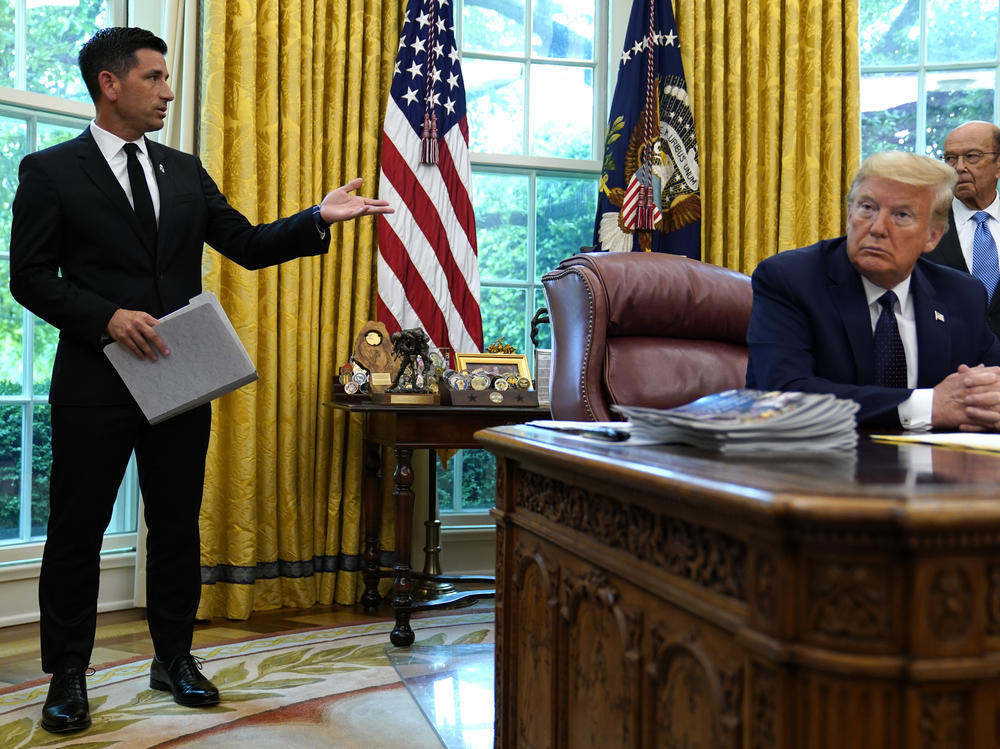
[377,0,483,356]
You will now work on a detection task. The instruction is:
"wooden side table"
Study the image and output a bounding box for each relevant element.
[327,400,548,645]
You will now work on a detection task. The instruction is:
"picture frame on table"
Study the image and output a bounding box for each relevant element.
[454,352,531,379]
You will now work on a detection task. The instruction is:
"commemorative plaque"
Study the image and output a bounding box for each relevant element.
[352,321,397,393]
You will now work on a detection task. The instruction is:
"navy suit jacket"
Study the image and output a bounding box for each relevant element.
[925,207,1000,337]
[9,128,330,407]
[745,236,1000,427]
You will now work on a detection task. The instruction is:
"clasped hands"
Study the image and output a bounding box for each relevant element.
[932,364,1000,431]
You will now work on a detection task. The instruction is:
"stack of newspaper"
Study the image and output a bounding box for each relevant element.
[614,389,860,451]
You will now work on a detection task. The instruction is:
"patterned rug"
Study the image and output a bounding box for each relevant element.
[0,612,494,748]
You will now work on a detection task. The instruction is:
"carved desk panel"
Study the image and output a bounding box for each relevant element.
[478,426,1000,749]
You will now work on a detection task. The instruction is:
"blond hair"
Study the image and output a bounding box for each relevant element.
[846,151,957,231]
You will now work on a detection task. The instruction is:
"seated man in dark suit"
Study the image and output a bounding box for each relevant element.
[746,150,1000,429]
[925,121,1000,336]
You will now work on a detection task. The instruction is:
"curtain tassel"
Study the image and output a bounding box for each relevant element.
[635,183,655,229]
[421,112,439,165]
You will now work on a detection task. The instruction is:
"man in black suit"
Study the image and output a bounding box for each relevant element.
[747,150,1000,429]
[926,121,1000,336]
[8,27,391,734]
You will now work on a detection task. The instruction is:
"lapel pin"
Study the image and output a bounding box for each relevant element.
[159,163,165,174]
[934,310,945,322]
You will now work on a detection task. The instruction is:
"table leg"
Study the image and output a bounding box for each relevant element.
[414,448,456,600]
[390,446,416,646]
[361,439,382,612]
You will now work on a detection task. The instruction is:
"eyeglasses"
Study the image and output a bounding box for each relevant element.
[943,150,999,166]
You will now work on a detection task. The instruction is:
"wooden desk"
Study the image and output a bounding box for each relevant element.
[478,425,1000,748]
[328,400,547,645]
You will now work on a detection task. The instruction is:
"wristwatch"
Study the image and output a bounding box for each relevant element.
[312,205,331,235]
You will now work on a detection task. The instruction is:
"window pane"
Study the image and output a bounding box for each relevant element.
[436,452,457,512]
[33,316,56,396]
[531,287,550,349]
[0,116,27,258]
[24,1,108,102]
[529,63,593,158]
[37,120,81,151]
[860,72,917,158]
[535,174,597,280]
[465,58,524,154]
[859,0,918,67]
[0,280,21,388]
[532,0,595,60]
[474,171,529,281]
[480,286,526,353]
[927,0,998,64]
[925,70,995,157]
[458,449,495,511]
[0,401,21,541]
[31,403,50,536]
[462,0,524,55]
[0,3,12,89]
[0,121,23,389]
[106,453,137,534]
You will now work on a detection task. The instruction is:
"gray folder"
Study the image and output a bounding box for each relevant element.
[104,292,258,424]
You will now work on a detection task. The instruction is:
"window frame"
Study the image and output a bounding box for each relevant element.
[859,0,1000,158]
[0,1,137,558]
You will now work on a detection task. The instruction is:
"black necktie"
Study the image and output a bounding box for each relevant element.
[123,142,157,245]
[873,290,906,388]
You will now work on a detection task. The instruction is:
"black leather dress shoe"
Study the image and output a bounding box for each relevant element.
[41,668,91,733]
[150,655,220,707]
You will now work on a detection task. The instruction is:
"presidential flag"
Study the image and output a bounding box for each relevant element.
[377,0,483,356]
[594,0,700,257]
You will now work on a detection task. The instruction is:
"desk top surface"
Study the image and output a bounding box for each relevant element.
[477,424,1000,529]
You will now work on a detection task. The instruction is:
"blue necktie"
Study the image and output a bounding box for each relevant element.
[971,211,999,304]
[873,290,906,389]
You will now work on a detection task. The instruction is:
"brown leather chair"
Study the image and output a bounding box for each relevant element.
[541,252,753,421]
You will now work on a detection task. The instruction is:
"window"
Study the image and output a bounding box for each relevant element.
[860,0,999,158]
[438,0,605,517]
[0,0,136,558]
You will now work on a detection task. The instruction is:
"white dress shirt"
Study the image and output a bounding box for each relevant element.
[89,120,161,222]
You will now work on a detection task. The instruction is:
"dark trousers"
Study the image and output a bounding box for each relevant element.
[39,403,211,673]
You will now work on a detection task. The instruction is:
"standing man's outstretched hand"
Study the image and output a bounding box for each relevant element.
[319,178,394,223]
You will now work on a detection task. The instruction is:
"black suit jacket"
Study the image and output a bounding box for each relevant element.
[925,207,1000,336]
[746,236,1000,427]
[9,128,330,407]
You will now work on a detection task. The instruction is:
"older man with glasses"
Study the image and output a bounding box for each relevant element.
[927,120,1000,335]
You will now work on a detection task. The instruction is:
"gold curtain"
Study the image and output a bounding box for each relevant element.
[196,0,401,619]
[673,0,860,274]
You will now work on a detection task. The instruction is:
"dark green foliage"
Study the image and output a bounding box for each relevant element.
[862,89,994,160]
[0,382,50,540]
[436,449,497,512]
